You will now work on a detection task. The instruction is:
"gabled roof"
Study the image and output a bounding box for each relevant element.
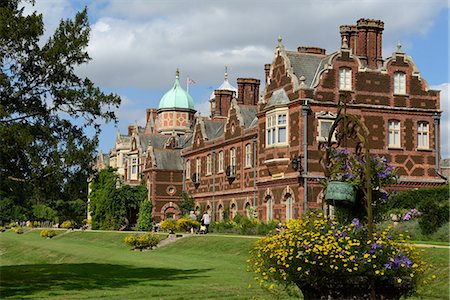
[286,51,329,88]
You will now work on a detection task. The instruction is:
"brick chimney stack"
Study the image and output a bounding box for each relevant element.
[214,89,235,118]
[237,78,260,106]
[340,19,384,69]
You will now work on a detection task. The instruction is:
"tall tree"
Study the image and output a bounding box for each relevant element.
[0,1,120,221]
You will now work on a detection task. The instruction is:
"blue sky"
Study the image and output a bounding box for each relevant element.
[26,0,449,158]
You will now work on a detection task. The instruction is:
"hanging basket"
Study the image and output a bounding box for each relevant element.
[325,181,356,205]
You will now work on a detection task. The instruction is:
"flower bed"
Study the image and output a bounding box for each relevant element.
[249,212,427,300]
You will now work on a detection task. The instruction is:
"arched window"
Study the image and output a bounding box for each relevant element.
[218,204,224,222]
[285,195,293,220]
[230,203,237,220]
[266,197,273,221]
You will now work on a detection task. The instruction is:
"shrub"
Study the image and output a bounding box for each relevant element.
[40,229,57,238]
[61,220,76,229]
[430,223,450,243]
[418,197,449,235]
[136,200,153,231]
[12,227,24,234]
[8,222,17,229]
[376,219,425,241]
[394,185,449,209]
[249,212,428,299]
[177,217,200,232]
[160,219,179,233]
[124,233,161,250]
[0,226,5,232]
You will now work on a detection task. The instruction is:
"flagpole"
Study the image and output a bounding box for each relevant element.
[186,76,189,93]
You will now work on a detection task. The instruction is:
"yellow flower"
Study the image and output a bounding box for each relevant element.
[397,278,402,283]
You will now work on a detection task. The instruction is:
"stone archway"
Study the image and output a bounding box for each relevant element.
[160,202,180,220]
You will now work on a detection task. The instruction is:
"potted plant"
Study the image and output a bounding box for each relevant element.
[325,148,362,205]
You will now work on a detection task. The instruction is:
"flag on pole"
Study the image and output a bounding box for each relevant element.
[187,77,196,93]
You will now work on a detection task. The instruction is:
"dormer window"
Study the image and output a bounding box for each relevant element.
[266,109,288,147]
[339,68,352,90]
[393,72,406,95]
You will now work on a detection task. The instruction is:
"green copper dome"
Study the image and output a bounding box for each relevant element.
[158,69,195,110]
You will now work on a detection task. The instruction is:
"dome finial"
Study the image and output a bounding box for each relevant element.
[176,68,180,79]
[396,41,403,53]
[224,66,228,81]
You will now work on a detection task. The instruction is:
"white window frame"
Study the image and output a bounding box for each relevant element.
[186,159,191,180]
[266,109,288,147]
[388,120,401,148]
[230,148,236,168]
[339,68,352,90]
[417,122,429,149]
[245,143,252,168]
[285,196,293,220]
[316,112,337,142]
[218,151,224,173]
[393,72,406,95]
[206,154,212,175]
[131,157,137,175]
[196,157,201,175]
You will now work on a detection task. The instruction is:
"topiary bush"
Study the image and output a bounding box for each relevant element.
[40,229,57,238]
[124,233,162,250]
[61,220,76,229]
[160,219,178,233]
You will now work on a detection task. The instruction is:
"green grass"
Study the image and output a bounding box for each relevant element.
[0,230,448,299]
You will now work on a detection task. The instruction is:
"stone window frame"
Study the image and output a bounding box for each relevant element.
[230,147,236,169]
[266,196,273,221]
[131,157,138,175]
[316,111,337,142]
[186,159,191,180]
[206,154,212,175]
[417,121,429,150]
[338,67,352,91]
[245,143,252,168]
[218,151,224,173]
[388,119,401,148]
[393,72,406,95]
[196,157,201,176]
[266,108,288,148]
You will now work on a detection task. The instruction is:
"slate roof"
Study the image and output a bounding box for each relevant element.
[240,106,258,129]
[286,51,329,87]
[267,89,290,108]
[153,149,183,170]
[204,120,225,140]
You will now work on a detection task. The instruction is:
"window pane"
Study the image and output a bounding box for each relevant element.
[278,127,286,143]
[321,121,332,138]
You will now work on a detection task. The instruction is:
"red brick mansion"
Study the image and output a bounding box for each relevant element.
[96,18,446,222]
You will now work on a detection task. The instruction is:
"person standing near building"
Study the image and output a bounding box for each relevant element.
[201,211,210,234]
[189,211,197,234]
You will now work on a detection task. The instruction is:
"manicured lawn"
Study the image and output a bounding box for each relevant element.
[0,230,448,299]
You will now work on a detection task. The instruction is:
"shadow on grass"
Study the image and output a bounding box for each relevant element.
[0,263,211,298]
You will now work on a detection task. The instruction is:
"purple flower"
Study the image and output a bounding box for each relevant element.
[351,218,361,229]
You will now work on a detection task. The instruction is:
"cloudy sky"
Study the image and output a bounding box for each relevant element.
[25,0,449,158]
